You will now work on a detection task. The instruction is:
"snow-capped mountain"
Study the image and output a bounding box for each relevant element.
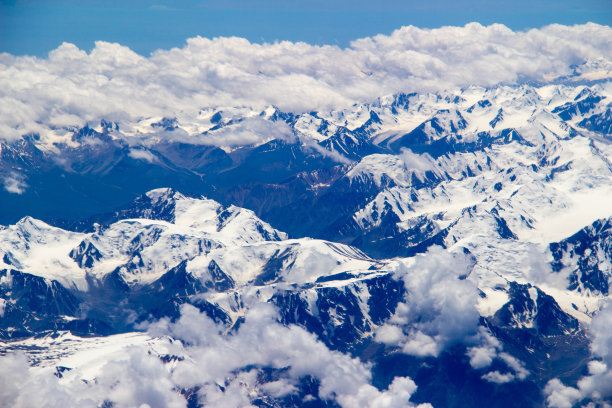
[0,83,608,223]
[0,186,602,407]
[0,190,383,336]
[2,81,612,407]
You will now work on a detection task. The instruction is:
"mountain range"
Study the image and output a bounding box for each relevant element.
[1,81,612,407]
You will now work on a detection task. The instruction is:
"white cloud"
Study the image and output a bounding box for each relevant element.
[399,148,435,177]
[466,329,530,383]
[590,301,612,366]
[467,331,501,369]
[0,303,429,408]
[338,377,433,408]
[199,116,295,147]
[481,371,516,384]
[575,301,612,402]
[401,331,440,357]
[128,148,157,163]
[497,353,529,380]
[0,352,27,405]
[161,303,434,407]
[375,249,530,384]
[545,301,612,406]
[377,247,481,357]
[1,23,611,141]
[259,379,298,398]
[544,379,582,408]
[3,172,27,194]
[375,323,404,345]
[524,244,570,289]
[0,352,102,408]
[155,304,383,405]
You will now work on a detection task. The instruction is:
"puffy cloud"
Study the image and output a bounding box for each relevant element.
[0,349,186,408]
[3,172,28,194]
[1,23,611,141]
[128,148,158,163]
[399,148,435,173]
[544,379,582,408]
[467,329,502,369]
[590,301,612,366]
[400,331,440,357]
[375,323,404,345]
[155,303,424,407]
[524,244,571,289]
[0,352,99,408]
[376,249,530,384]
[0,303,428,407]
[576,361,612,403]
[486,353,529,383]
[156,303,429,408]
[377,247,481,357]
[0,352,28,405]
[545,301,612,407]
[481,371,517,384]
[466,329,530,383]
[338,377,433,408]
[575,301,612,402]
[92,349,186,408]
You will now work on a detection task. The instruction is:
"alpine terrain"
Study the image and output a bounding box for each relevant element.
[2,25,612,408]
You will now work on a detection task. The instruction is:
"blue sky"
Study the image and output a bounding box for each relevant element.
[1,0,611,56]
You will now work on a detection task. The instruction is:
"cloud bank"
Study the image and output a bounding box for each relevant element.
[1,23,611,140]
[0,304,432,408]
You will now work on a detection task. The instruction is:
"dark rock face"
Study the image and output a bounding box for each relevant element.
[0,130,215,227]
[205,260,235,292]
[272,274,405,352]
[491,282,579,336]
[579,108,612,135]
[552,94,603,121]
[389,109,468,152]
[550,217,612,295]
[0,269,80,317]
[147,260,207,298]
[484,282,589,391]
[255,247,297,286]
[69,240,103,268]
[0,269,116,338]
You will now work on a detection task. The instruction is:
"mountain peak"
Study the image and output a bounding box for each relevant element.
[145,188,185,204]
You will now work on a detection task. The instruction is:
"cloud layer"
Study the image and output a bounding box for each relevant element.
[1,23,611,140]
[0,304,431,408]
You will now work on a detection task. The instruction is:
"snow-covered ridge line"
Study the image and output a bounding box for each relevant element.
[1,76,611,152]
[0,82,609,209]
[0,188,377,290]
